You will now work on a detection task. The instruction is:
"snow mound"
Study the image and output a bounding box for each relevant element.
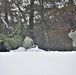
[10,47,26,52]
[10,46,46,52]
[27,45,46,52]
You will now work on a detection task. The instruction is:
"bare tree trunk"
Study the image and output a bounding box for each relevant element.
[28,0,34,40]
[68,0,75,29]
[39,0,49,50]
[4,0,9,23]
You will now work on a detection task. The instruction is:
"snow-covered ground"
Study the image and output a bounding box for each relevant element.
[0,52,76,75]
[10,46,46,52]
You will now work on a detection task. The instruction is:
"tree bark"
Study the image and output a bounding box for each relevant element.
[4,0,9,23]
[29,0,34,40]
[39,0,49,50]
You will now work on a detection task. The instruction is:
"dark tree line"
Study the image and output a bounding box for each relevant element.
[0,0,76,50]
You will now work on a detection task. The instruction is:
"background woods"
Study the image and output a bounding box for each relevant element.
[0,0,76,51]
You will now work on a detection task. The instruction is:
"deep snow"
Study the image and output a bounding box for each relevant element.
[0,52,76,75]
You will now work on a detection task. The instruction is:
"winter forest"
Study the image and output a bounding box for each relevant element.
[0,0,76,51]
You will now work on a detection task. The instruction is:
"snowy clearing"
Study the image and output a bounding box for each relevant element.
[0,52,76,75]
